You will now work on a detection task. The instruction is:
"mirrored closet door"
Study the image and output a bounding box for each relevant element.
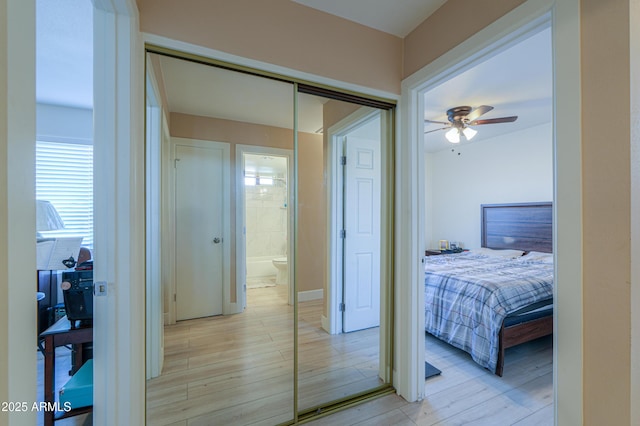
[144,49,395,425]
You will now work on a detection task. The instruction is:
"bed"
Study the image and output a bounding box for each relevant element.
[424,202,554,376]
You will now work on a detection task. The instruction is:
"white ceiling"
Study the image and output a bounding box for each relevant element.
[36,0,93,109]
[157,55,327,134]
[292,0,447,37]
[423,27,552,153]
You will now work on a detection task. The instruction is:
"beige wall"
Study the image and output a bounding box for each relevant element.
[581,0,631,423]
[170,112,324,302]
[297,129,325,294]
[137,0,403,94]
[403,0,526,78]
[403,0,634,422]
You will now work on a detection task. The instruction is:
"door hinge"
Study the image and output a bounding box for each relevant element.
[174,158,180,168]
[340,156,347,165]
[174,294,177,302]
[339,303,346,312]
[340,229,346,239]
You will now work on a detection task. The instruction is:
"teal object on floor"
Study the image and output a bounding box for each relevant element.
[59,359,93,409]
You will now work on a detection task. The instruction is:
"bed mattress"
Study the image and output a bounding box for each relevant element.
[424,251,554,372]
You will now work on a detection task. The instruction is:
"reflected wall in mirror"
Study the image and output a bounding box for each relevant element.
[145,52,296,425]
[296,93,392,412]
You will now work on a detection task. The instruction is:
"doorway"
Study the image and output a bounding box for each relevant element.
[418,23,554,424]
[394,7,570,422]
[236,146,294,309]
[173,138,231,321]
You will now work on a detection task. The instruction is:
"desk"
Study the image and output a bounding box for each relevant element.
[40,316,93,426]
[37,270,60,334]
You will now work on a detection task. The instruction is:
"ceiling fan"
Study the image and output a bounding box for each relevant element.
[424,105,518,143]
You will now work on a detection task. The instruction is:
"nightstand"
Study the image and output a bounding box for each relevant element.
[425,249,468,256]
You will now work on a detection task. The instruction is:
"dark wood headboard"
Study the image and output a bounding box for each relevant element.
[481,202,553,253]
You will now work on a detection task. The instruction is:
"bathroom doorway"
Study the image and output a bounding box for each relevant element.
[236,146,294,309]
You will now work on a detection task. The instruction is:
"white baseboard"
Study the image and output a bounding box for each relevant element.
[224,302,241,315]
[321,315,331,333]
[298,289,323,302]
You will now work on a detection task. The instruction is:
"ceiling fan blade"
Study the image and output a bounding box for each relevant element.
[424,127,450,134]
[465,105,494,122]
[469,116,518,126]
[424,119,450,126]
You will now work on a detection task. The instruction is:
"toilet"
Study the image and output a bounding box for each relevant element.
[272,257,288,285]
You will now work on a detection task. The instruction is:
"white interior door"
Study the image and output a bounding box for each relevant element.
[175,143,224,320]
[342,135,381,332]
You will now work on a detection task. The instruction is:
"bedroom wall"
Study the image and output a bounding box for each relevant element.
[425,122,552,250]
[170,112,324,303]
[36,103,92,142]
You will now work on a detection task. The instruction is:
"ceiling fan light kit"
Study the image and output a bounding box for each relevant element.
[445,127,460,143]
[425,105,518,144]
[462,126,477,140]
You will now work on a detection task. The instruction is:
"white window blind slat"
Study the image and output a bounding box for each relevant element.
[36,140,93,250]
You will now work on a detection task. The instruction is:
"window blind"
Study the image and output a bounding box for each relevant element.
[36,140,93,250]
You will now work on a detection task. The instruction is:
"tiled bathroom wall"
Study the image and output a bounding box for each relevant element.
[245,181,288,258]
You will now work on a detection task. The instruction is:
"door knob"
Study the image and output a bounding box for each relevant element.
[213,237,221,244]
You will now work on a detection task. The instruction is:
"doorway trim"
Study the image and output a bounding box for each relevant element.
[1,0,36,422]
[145,64,164,379]
[168,137,232,319]
[398,1,583,425]
[631,1,640,421]
[236,144,294,309]
[324,108,383,335]
[92,0,145,425]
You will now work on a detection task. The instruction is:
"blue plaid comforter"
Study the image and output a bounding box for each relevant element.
[424,251,554,372]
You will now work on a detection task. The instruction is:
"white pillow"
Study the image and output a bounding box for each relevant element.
[521,251,554,263]
[473,248,524,259]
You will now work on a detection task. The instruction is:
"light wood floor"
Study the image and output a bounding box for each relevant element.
[146,284,383,425]
[146,284,552,425]
[307,334,553,426]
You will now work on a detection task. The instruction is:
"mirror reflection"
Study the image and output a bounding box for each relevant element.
[145,53,295,425]
[296,94,389,411]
